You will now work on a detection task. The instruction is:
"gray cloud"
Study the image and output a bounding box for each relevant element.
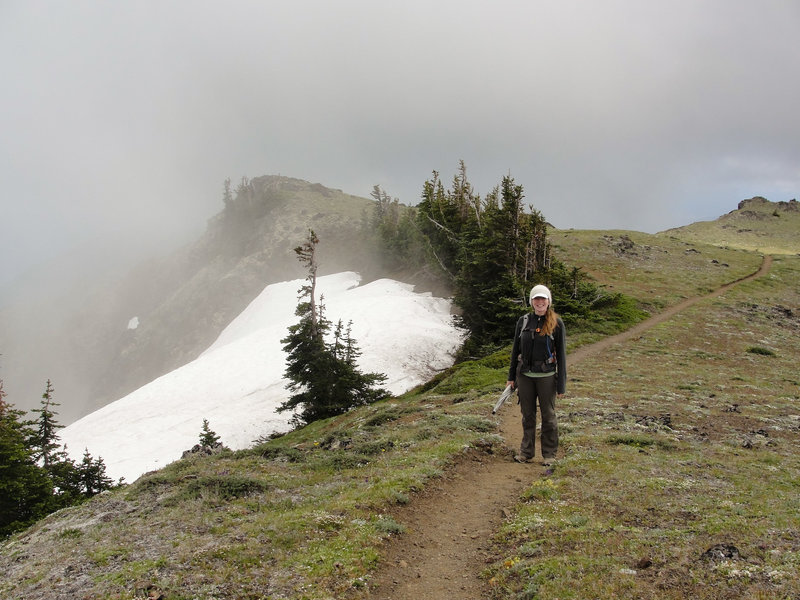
[2,0,799,285]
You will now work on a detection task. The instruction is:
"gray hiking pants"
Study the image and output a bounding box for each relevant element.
[516,370,558,460]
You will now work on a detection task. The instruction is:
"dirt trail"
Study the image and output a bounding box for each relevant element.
[367,256,772,599]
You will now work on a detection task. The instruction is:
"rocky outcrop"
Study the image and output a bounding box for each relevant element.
[737,196,798,213]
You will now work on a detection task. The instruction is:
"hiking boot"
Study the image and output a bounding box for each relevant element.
[514,454,532,463]
[541,457,556,467]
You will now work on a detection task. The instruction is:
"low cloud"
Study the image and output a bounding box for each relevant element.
[2,0,799,283]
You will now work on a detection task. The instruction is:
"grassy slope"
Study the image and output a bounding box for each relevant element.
[2,211,799,599]
[660,196,800,256]
[549,229,763,309]
[548,229,764,350]
[487,253,800,600]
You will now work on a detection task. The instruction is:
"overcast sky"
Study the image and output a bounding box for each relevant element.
[2,1,799,285]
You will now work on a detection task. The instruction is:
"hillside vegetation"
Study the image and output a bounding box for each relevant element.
[486,254,800,599]
[2,199,798,599]
[549,229,763,349]
[663,196,800,255]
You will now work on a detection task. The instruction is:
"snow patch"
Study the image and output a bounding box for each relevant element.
[61,272,464,483]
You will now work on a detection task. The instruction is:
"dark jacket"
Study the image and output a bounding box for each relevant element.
[508,313,567,395]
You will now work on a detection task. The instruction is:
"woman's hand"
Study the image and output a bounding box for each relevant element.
[507,380,515,390]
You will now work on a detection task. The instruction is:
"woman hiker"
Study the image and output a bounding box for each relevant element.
[506,284,567,466]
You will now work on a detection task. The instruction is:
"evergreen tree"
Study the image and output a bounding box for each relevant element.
[77,448,114,497]
[222,177,234,211]
[329,319,388,409]
[199,418,221,449]
[0,381,52,537]
[376,162,643,356]
[29,381,81,509]
[415,167,552,353]
[279,230,330,425]
[29,380,78,498]
[47,452,83,507]
[30,380,62,470]
[279,230,389,426]
[455,174,553,352]
[369,185,427,272]
[0,378,116,536]
[416,170,463,279]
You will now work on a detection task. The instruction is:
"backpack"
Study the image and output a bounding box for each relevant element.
[520,313,556,365]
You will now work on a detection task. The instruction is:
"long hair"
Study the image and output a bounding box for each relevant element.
[539,306,559,337]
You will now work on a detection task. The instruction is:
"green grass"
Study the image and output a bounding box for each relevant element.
[746,346,777,356]
[2,231,798,599]
[1,371,506,599]
[549,228,764,312]
[486,254,800,599]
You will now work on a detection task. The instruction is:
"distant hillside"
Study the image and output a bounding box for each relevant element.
[661,196,800,254]
[0,177,390,423]
[549,228,763,314]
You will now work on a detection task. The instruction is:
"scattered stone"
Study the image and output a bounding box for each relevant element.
[181,442,223,459]
[773,305,795,319]
[327,438,353,450]
[146,586,165,600]
[702,544,740,562]
[635,413,673,429]
[474,439,495,453]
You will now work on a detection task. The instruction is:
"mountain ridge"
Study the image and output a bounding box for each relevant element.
[1,176,385,422]
[3,190,796,424]
[2,187,799,599]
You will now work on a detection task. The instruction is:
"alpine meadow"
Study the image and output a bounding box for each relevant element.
[1,170,798,600]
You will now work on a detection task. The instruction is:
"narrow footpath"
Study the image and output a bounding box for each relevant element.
[368,256,772,600]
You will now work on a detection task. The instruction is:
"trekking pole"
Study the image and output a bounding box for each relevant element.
[492,384,514,414]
